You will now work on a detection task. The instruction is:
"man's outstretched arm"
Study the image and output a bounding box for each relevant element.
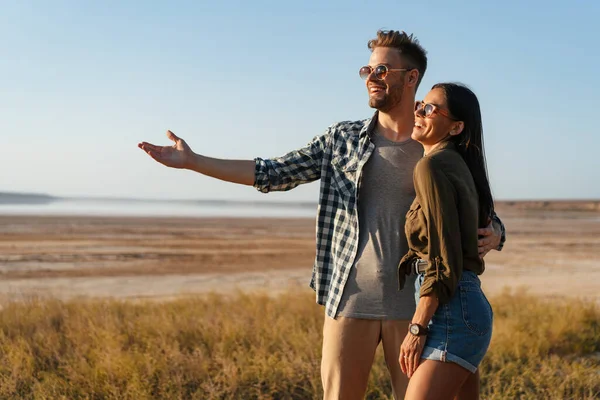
[138,130,255,186]
[138,129,328,191]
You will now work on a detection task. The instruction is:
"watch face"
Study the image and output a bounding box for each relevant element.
[410,325,419,335]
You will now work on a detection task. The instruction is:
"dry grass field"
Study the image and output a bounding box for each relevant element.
[0,291,598,399]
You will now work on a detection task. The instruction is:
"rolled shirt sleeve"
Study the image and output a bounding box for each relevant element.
[253,130,330,193]
[413,157,463,304]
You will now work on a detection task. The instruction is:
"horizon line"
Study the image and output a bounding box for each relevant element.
[1,191,599,204]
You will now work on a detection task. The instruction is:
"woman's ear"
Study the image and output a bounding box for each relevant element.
[449,121,464,136]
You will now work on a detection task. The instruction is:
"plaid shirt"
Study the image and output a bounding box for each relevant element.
[253,111,506,319]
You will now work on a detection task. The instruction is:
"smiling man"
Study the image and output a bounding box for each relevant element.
[138,30,506,399]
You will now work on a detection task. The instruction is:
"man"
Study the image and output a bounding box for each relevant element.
[138,30,505,399]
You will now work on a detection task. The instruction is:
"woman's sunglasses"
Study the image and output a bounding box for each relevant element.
[359,64,410,80]
[414,101,457,120]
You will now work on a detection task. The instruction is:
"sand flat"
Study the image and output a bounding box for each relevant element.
[0,203,599,304]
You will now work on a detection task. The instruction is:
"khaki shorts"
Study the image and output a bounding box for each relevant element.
[321,316,410,400]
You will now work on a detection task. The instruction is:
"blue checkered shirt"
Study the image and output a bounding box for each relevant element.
[253,112,505,318]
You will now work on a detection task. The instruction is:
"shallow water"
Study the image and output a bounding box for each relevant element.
[0,199,317,218]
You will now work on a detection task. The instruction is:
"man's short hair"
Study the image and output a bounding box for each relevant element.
[367,30,428,88]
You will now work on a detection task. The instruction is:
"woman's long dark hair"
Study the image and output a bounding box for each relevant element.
[433,82,494,227]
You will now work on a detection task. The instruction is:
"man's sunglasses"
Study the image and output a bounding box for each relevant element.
[359,64,410,80]
[414,101,457,120]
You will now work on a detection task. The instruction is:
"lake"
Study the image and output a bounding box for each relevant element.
[0,199,317,218]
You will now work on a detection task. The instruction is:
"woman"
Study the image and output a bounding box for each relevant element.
[397,82,495,399]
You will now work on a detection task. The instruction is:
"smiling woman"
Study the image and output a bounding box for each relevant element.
[398,83,498,400]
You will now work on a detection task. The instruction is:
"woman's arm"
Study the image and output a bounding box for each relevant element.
[413,157,464,304]
[400,294,439,378]
[399,155,464,377]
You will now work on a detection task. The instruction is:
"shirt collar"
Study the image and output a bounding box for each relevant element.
[359,110,379,139]
[426,139,457,156]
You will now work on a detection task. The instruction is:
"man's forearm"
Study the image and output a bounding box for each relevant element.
[186,153,256,186]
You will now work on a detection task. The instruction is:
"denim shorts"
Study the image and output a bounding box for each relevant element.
[414,270,493,373]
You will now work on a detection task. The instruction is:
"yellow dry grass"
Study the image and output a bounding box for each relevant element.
[0,289,598,399]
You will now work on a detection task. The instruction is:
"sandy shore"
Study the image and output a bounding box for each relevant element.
[0,204,599,304]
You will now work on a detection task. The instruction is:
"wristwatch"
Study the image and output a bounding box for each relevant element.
[408,323,429,336]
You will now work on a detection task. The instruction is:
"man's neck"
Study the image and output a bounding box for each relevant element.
[375,103,415,143]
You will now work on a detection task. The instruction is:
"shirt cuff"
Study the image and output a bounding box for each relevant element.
[419,278,452,305]
[492,214,506,251]
[253,157,270,193]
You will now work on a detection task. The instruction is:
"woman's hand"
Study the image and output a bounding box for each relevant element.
[399,332,427,378]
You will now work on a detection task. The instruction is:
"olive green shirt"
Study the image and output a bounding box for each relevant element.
[398,141,485,304]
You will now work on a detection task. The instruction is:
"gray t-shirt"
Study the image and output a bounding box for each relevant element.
[337,131,423,320]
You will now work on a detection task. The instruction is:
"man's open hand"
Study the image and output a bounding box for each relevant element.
[138,130,192,169]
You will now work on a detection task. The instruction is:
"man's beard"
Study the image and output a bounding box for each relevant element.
[369,82,404,112]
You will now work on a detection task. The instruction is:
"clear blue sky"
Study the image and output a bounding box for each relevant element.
[2,0,599,201]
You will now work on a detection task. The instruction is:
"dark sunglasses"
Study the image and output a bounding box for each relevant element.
[414,101,457,120]
[359,64,410,80]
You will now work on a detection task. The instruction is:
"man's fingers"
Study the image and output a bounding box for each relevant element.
[166,130,180,143]
[478,227,492,237]
[478,237,492,247]
[146,149,163,161]
[139,142,163,153]
[478,242,493,258]
[140,146,161,160]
